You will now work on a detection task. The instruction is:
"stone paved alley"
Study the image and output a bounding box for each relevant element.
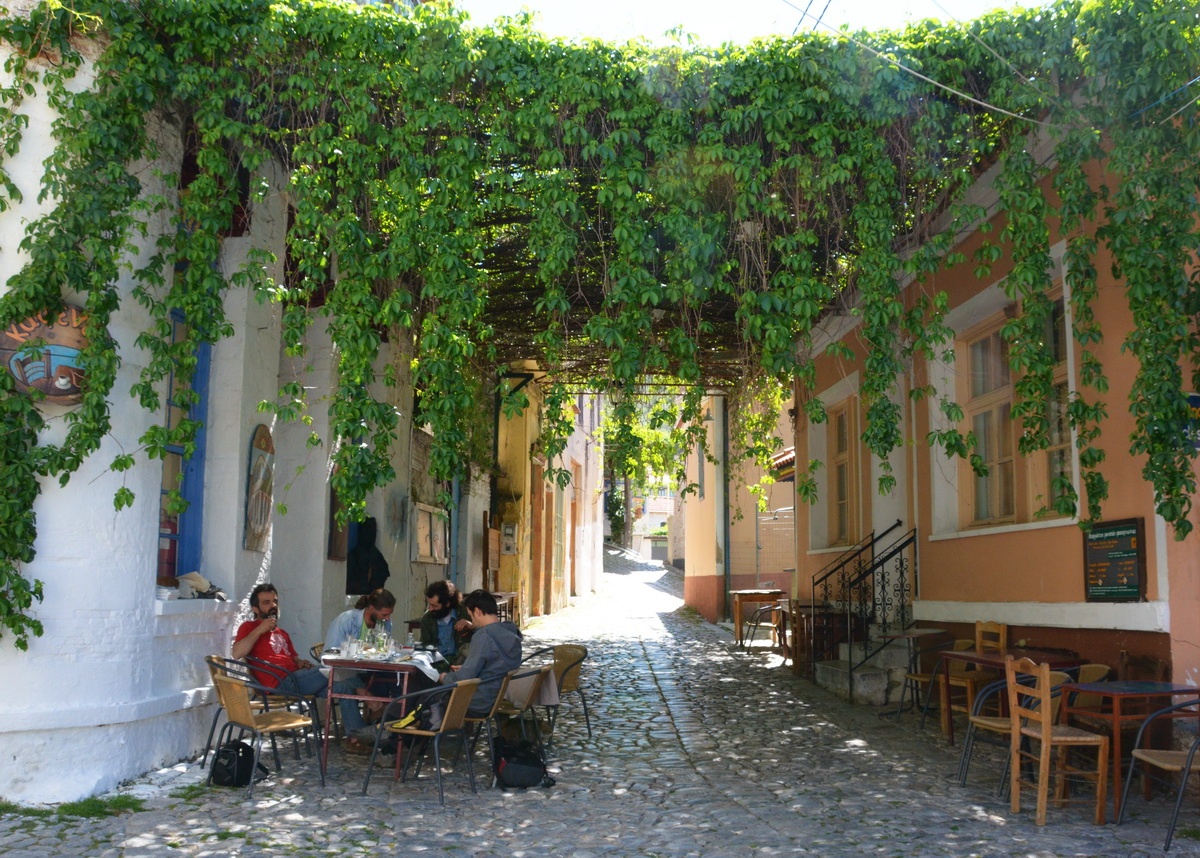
[2,546,1196,857]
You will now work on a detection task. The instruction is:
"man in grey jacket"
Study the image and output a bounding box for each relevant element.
[437,589,523,717]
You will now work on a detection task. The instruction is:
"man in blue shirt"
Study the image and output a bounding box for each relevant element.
[419,580,472,664]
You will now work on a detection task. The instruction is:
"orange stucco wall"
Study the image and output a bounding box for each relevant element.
[792,160,1198,684]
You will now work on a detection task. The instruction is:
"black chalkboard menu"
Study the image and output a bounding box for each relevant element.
[1084,517,1145,602]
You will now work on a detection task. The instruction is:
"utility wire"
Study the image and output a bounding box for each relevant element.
[775,0,1071,129]
[931,0,1076,121]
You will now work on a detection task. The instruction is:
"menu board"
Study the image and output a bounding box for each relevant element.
[1084,518,1145,602]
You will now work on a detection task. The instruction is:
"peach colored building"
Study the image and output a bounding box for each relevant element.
[786,165,1199,685]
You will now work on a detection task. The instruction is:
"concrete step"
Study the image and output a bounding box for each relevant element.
[836,638,910,670]
[812,659,891,706]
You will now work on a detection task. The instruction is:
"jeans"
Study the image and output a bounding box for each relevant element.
[276,668,358,731]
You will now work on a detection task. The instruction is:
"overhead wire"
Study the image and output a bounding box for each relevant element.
[774,0,1076,130]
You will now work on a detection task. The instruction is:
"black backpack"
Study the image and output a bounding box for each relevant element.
[492,737,554,789]
[210,740,269,787]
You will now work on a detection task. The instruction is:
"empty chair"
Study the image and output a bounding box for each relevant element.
[208,674,324,798]
[1006,656,1109,826]
[1062,663,1113,729]
[976,620,1008,653]
[1117,697,1200,851]
[362,679,481,804]
[958,670,1071,792]
[938,639,995,732]
[523,644,592,738]
[496,664,554,757]
[742,600,785,651]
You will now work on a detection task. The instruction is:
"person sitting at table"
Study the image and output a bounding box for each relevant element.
[435,589,522,722]
[232,583,356,727]
[324,589,400,751]
[326,588,395,650]
[420,579,473,665]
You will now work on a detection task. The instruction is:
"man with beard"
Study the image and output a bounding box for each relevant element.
[419,579,473,665]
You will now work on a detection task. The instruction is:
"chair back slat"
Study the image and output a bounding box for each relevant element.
[214,674,258,727]
[506,665,551,711]
[440,678,481,731]
[976,621,1007,653]
[947,639,975,676]
[553,645,587,693]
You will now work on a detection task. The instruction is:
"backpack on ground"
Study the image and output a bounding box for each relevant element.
[210,740,269,787]
[492,736,554,789]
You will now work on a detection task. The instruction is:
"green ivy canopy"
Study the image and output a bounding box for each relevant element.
[0,0,1197,647]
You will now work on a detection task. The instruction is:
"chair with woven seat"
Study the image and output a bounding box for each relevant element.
[1061,663,1114,730]
[940,622,1009,728]
[208,674,325,798]
[202,655,311,768]
[496,663,553,756]
[523,644,592,738]
[457,669,515,779]
[1117,696,1200,851]
[243,654,335,738]
[936,639,994,731]
[1006,656,1109,825]
[362,678,481,804]
[958,670,1071,792]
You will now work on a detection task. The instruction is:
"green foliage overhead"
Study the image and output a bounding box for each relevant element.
[0,0,1198,647]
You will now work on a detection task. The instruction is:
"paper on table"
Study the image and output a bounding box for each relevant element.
[408,650,442,682]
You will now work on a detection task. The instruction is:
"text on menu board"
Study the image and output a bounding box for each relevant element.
[1084,517,1145,602]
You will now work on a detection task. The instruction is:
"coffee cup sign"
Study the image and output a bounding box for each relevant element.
[0,305,89,404]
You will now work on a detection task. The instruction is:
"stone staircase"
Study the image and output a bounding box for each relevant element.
[812,628,911,706]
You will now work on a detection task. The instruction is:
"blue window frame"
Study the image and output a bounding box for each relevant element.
[157,315,210,585]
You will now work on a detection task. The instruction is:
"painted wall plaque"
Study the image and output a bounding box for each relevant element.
[244,424,275,552]
[0,304,88,403]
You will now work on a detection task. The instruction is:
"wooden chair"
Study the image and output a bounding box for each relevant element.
[899,636,958,727]
[1006,656,1109,825]
[958,670,1070,792]
[1117,697,1200,851]
[976,620,1008,653]
[362,678,481,804]
[938,639,996,730]
[208,674,324,798]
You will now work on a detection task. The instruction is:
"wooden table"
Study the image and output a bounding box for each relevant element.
[319,652,421,774]
[1061,680,1200,818]
[729,589,786,646]
[935,648,1083,745]
[492,591,517,624]
[875,628,946,721]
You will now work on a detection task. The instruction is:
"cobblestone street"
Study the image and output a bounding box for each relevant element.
[2,545,1195,856]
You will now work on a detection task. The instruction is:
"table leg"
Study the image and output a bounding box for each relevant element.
[321,668,334,777]
[938,659,955,746]
[734,595,744,645]
[1109,698,1124,821]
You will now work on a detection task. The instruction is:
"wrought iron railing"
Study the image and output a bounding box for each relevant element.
[805,520,913,687]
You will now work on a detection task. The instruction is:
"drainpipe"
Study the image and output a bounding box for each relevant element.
[721,395,732,622]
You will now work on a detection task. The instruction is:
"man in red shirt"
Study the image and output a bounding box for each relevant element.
[233,583,340,698]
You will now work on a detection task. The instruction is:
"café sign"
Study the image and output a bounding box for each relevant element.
[1,305,88,404]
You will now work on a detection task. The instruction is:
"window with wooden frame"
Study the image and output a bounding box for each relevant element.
[828,402,859,546]
[959,294,1073,527]
[413,502,449,564]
